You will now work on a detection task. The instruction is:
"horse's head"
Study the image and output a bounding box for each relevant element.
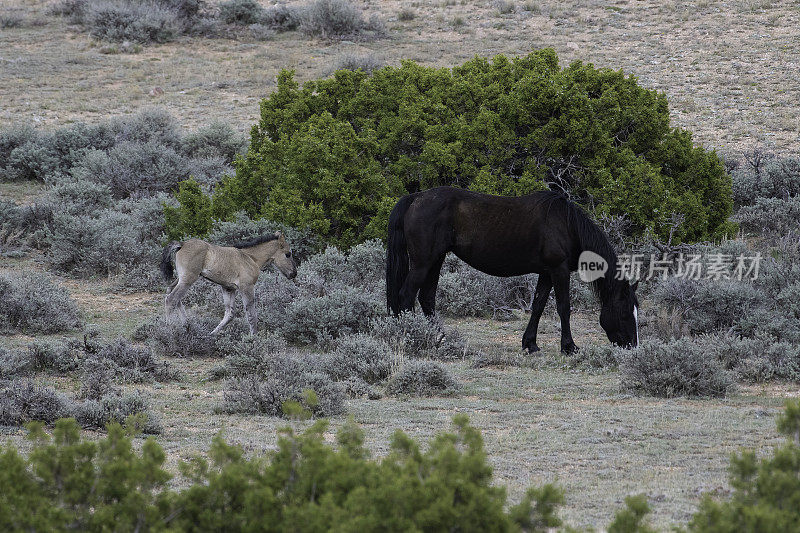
[269,232,297,280]
[599,279,639,348]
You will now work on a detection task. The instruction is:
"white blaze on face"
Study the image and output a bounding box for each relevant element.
[633,305,639,347]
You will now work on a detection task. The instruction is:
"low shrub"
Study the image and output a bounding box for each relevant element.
[181,121,246,162]
[296,239,384,294]
[219,333,289,377]
[322,333,392,384]
[705,334,800,383]
[736,196,800,237]
[283,287,382,347]
[221,373,345,418]
[386,360,458,396]
[327,52,385,75]
[731,154,800,207]
[0,272,81,334]
[74,390,161,433]
[619,338,734,398]
[567,344,621,370]
[93,338,175,382]
[260,3,302,30]
[76,139,188,198]
[85,0,184,43]
[654,277,762,335]
[0,348,31,379]
[0,381,74,426]
[49,178,114,216]
[0,200,53,249]
[299,0,384,39]
[369,312,467,361]
[27,340,83,373]
[218,0,264,24]
[133,316,225,358]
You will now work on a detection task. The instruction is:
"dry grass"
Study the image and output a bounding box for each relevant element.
[0,0,798,154]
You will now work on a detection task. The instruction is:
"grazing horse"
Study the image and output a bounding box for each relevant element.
[386,187,638,353]
[160,233,297,335]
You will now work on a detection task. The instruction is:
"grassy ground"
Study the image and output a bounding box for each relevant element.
[0,262,787,529]
[1,0,798,155]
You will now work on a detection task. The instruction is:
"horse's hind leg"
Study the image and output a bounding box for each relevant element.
[240,285,258,335]
[418,257,445,317]
[522,273,552,353]
[165,274,198,325]
[211,288,236,335]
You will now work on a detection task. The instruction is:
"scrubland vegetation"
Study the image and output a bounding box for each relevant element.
[2,0,800,529]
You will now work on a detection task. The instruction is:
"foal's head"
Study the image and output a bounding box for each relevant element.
[268,233,297,280]
[599,279,639,348]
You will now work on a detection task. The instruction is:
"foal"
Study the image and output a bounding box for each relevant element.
[160,233,297,334]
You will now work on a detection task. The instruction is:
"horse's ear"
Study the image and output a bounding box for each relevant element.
[631,280,639,292]
[275,231,284,241]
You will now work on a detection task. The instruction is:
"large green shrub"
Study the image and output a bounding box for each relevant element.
[172,50,733,246]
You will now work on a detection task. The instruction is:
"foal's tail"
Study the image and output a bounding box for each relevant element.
[160,241,182,282]
[386,194,415,315]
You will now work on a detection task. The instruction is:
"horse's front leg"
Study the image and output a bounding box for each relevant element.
[240,285,258,335]
[551,267,578,354]
[522,273,552,353]
[211,288,236,335]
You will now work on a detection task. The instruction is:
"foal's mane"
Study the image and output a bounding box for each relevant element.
[232,233,279,249]
[535,191,623,299]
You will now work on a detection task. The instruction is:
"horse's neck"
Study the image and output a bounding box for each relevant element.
[241,242,276,267]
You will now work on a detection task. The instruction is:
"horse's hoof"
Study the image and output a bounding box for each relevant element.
[561,342,578,354]
[522,342,540,353]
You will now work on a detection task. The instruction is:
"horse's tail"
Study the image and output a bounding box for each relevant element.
[160,241,182,282]
[386,194,415,315]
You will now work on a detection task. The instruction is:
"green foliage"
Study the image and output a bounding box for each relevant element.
[607,494,656,533]
[163,178,214,240]
[689,399,800,532]
[0,418,169,532]
[0,415,565,531]
[172,50,733,246]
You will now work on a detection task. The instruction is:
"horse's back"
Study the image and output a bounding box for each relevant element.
[403,187,574,276]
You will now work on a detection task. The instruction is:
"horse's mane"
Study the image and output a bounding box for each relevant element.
[534,190,622,299]
[233,233,279,249]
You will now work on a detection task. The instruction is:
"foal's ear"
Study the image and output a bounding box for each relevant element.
[275,231,284,242]
[631,280,639,292]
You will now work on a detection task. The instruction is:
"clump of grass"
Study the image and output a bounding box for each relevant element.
[397,8,415,21]
[386,360,459,397]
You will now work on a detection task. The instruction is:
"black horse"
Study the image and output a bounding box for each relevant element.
[386,187,638,353]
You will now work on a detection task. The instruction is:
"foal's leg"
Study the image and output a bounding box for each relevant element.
[522,273,552,353]
[165,273,198,325]
[211,288,236,335]
[551,266,577,354]
[240,284,258,335]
